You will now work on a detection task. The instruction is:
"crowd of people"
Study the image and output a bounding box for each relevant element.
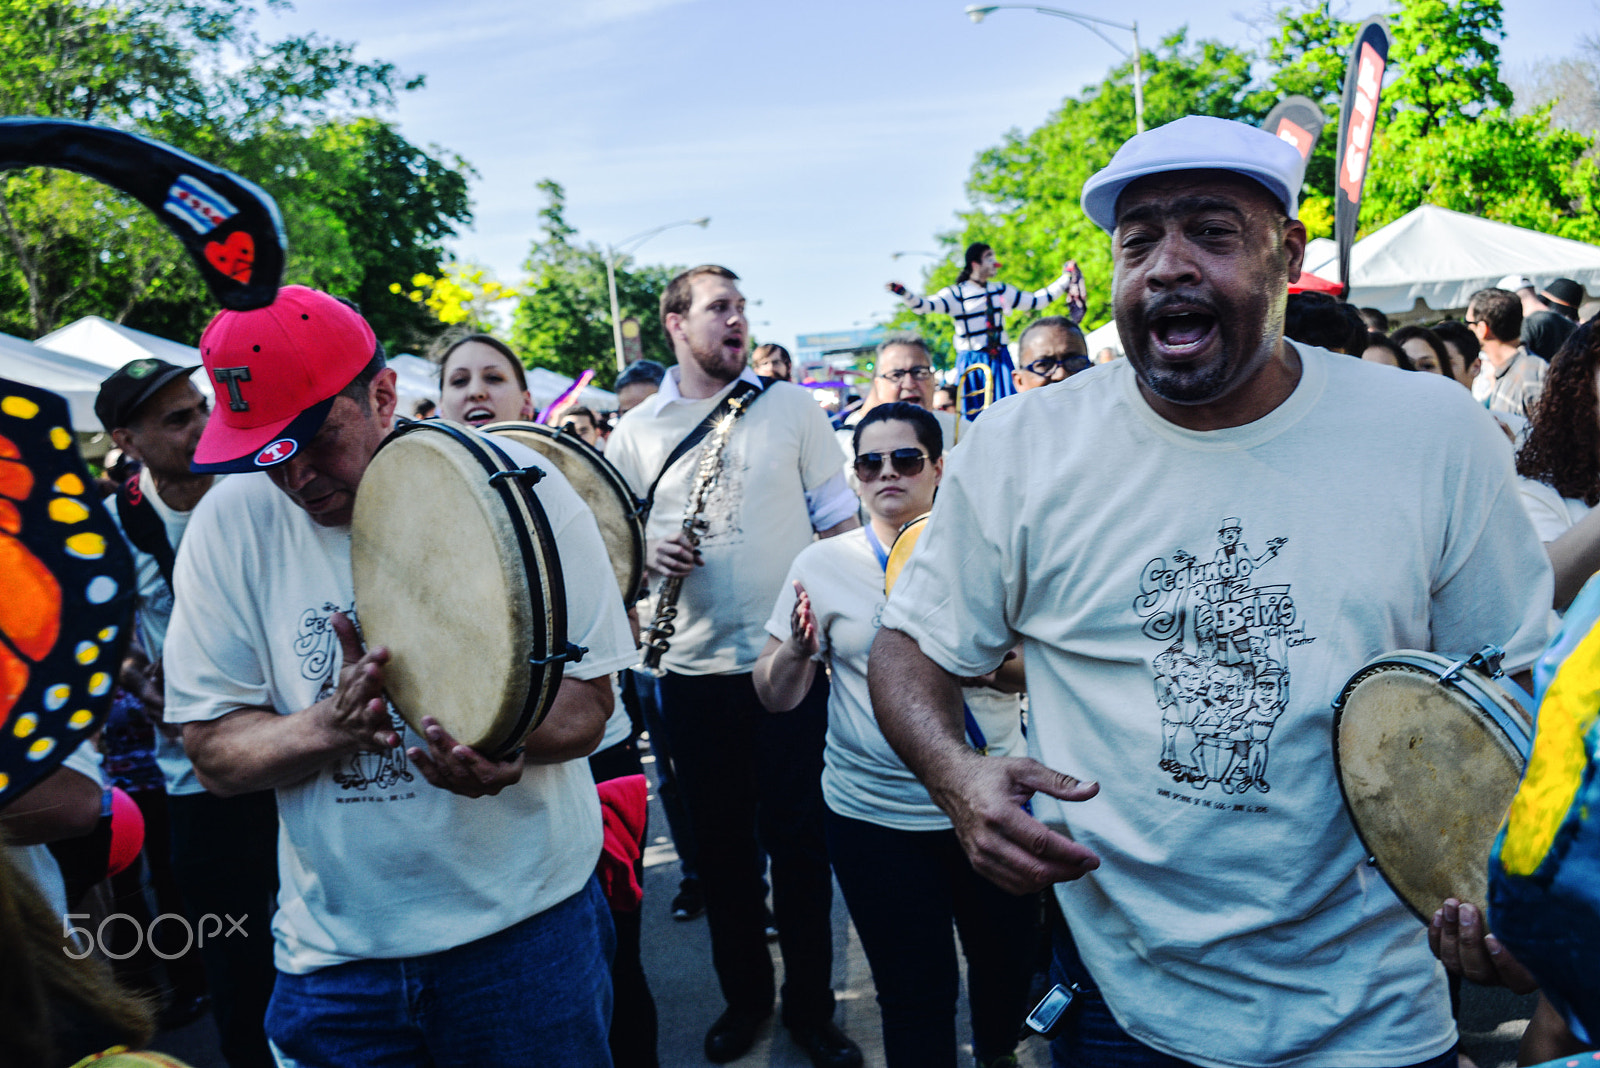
[6,112,1600,1068]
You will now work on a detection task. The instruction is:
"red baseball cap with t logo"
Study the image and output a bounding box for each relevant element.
[191,286,378,473]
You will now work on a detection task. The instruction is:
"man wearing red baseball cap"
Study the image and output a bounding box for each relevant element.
[162,286,637,1066]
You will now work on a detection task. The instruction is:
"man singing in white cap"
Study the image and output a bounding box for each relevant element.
[869,116,1552,1067]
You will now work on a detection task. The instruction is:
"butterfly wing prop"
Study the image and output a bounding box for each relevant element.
[0,117,286,310]
[0,377,135,809]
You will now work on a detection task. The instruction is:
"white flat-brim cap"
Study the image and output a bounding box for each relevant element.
[1080,116,1305,233]
[1496,274,1535,291]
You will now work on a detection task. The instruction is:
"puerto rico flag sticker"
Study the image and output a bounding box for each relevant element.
[254,438,297,466]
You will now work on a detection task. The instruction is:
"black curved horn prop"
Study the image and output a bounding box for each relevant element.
[0,117,286,310]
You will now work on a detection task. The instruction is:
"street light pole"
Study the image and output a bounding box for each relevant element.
[965,4,1144,134]
[606,216,711,371]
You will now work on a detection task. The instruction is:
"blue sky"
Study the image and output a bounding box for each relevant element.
[262,0,1594,350]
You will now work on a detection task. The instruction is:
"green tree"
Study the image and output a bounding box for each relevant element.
[508,180,680,389]
[888,30,1263,343]
[0,0,472,352]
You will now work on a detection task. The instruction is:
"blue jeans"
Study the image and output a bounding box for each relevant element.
[1047,919,1458,1068]
[825,809,1038,1067]
[266,877,616,1068]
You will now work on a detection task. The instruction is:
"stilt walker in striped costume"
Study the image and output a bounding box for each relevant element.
[887,243,1086,418]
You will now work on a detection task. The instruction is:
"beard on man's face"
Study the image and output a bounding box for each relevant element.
[1119,287,1280,406]
[689,335,747,383]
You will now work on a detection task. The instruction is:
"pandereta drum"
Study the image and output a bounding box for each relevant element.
[883,513,929,595]
[485,420,645,603]
[1332,647,1532,920]
[351,420,574,759]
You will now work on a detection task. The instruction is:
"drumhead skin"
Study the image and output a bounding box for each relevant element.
[486,421,644,603]
[1334,651,1531,921]
[884,513,929,595]
[351,422,566,758]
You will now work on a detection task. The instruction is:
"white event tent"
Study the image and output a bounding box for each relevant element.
[35,315,204,375]
[0,331,110,432]
[1303,205,1600,317]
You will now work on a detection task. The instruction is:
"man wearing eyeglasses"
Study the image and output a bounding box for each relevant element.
[836,336,965,468]
[1011,317,1091,393]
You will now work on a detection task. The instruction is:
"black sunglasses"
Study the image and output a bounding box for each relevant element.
[1023,354,1091,378]
[854,447,928,481]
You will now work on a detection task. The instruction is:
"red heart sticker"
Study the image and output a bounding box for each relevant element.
[204,230,254,283]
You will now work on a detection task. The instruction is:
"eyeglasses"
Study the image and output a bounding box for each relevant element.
[878,367,935,384]
[853,447,928,481]
[1022,355,1091,378]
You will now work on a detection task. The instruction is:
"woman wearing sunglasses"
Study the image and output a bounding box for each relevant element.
[755,402,1035,1068]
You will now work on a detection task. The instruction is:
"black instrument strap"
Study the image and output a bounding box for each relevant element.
[639,377,768,523]
[115,474,177,589]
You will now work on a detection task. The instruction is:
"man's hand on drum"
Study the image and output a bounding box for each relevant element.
[323,612,398,753]
[648,531,700,578]
[1429,897,1538,993]
[930,751,1101,896]
[408,715,524,797]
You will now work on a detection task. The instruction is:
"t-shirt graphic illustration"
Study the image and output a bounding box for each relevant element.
[1136,517,1312,799]
[295,603,413,793]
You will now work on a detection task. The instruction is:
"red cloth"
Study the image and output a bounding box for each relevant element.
[595,774,647,912]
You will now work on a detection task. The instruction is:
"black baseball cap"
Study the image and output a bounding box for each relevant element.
[94,358,202,432]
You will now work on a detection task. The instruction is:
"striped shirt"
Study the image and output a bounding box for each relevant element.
[1472,347,1547,419]
[895,272,1082,353]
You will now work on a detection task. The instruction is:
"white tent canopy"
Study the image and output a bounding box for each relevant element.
[35,315,202,374]
[1304,205,1600,315]
[0,332,111,432]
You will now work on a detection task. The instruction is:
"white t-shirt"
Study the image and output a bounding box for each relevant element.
[105,467,220,796]
[607,372,846,675]
[880,346,1553,1068]
[13,741,105,918]
[164,435,636,975]
[1518,476,1593,542]
[765,529,1023,830]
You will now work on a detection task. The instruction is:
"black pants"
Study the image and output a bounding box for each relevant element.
[591,736,661,1068]
[167,789,279,1068]
[658,669,836,1027]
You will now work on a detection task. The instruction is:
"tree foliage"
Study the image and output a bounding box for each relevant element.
[507,180,681,390]
[0,0,472,351]
[902,0,1600,344]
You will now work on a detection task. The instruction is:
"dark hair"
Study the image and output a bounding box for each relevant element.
[1431,320,1479,370]
[338,347,388,414]
[1390,325,1453,377]
[1357,307,1389,333]
[562,404,596,425]
[752,343,791,365]
[1517,321,1600,505]
[438,334,528,392]
[660,265,739,343]
[615,359,666,390]
[1468,288,1522,343]
[1285,293,1366,355]
[1362,332,1414,371]
[1017,315,1085,353]
[955,242,992,286]
[853,401,943,460]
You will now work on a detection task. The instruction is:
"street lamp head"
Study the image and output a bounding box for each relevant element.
[965,5,996,23]
[692,216,710,228]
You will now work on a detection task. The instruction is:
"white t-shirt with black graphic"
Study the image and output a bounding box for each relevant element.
[765,528,1023,830]
[163,436,636,975]
[880,346,1552,1068]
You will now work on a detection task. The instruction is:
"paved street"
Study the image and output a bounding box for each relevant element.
[151,731,1536,1067]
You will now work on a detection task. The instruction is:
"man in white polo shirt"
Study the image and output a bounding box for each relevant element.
[870,117,1552,1068]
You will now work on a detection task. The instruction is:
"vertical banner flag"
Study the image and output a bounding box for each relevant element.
[1333,18,1391,298]
[1262,95,1327,189]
